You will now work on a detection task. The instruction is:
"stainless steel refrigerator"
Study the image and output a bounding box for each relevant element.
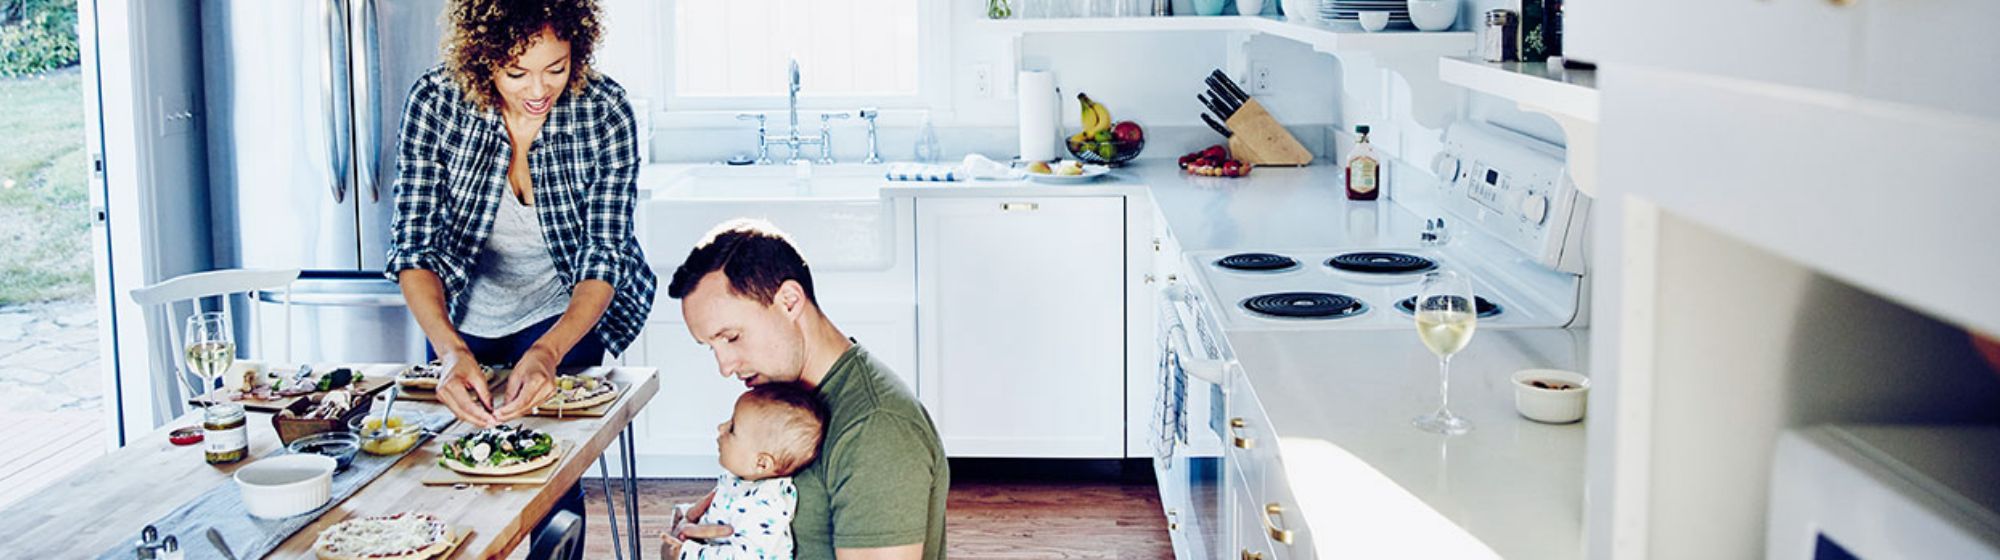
[201,0,448,363]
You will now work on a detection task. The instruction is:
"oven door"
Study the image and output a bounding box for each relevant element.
[1155,280,1231,560]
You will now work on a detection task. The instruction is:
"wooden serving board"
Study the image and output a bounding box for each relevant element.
[435,526,472,559]
[399,372,620,418]
[189,364,401,413]
[419,440,570,486]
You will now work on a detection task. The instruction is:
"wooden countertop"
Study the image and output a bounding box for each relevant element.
[0,365,658,559]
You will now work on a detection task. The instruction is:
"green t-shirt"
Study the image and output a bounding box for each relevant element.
[792,342,949,560]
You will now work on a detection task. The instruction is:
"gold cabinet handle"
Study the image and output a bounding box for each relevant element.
[1167,508,1179,531]
[1263,503,1295,545]
[1240,550,1264,560]
[1230,417,1254,449]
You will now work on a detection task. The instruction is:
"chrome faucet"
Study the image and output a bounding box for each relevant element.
[734,59,879,165]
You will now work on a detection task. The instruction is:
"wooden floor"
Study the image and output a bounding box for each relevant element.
[0,411,107,509]
[577,459,1174,559]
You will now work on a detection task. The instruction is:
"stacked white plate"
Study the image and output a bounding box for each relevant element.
[1319,0,1411,23]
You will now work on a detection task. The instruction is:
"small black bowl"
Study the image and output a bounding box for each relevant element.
[287,431,361,471]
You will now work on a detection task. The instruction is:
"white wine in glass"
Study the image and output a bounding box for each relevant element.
[1412,271,1476,435]
[184,312,235,397]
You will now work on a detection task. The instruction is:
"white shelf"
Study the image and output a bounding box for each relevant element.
[980,15,1473,56]
[1438,56,1598,122]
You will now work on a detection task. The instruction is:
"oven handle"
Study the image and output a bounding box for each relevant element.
[1162,282,1232,385]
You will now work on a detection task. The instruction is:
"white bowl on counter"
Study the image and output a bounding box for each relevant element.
[235,453,336,518]
[1511,369,1590,424]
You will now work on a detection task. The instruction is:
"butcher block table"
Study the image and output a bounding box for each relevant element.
[0,365,658,560]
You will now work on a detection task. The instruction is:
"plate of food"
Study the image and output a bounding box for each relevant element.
[1023,160,1110,184]
[538,374,619,412]
[195,364,389,413]
[395,361,446,390]
[437,425,559,477]
[312,511,454,560]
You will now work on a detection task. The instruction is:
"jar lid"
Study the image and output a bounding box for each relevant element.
[169,426,205,446]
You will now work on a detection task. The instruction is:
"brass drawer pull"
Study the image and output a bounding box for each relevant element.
[1230,417,1254,449]
[1263,502,1295,545]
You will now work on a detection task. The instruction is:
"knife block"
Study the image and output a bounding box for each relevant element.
[1224,99,1314,167]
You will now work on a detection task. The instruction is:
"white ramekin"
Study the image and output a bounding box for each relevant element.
[235,453,336,518]
[1511,368,1591,424]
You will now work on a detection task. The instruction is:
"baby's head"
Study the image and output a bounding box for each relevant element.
[717,382,827,480]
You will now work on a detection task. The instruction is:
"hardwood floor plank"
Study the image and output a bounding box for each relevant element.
[580,459,1173,559]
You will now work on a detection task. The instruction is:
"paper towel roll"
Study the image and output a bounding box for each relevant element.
[1017,70,1057,162]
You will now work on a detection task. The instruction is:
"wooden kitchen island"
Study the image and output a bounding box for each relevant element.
[0,365,657,559]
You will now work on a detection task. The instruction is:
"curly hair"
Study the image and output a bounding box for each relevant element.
[443,0,602,112]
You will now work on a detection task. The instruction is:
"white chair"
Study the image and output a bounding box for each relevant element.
[129,268,300,423]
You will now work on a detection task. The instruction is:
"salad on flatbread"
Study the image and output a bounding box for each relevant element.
[312,511,450,560]
[540,375,618,411]
[438,425,557,476]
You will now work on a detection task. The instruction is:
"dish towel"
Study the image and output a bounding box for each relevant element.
[885,163,958,182]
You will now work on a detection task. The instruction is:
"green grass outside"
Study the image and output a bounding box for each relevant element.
[0,69,89,304]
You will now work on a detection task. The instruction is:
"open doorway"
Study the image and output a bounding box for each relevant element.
[0,0,105,508]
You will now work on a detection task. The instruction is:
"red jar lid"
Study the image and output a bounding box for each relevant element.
[169,426,204,446]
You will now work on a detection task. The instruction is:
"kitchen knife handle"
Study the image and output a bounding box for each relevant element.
[1201,113,1233,138]
[1213,69,1253,104]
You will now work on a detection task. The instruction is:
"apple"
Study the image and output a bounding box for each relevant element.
[1112,121,1144,143]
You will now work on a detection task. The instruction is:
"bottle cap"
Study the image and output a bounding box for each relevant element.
[1355,124,1370,134]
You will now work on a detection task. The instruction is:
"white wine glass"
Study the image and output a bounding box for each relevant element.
[184,311,235,401]
[1412,271,1476,435]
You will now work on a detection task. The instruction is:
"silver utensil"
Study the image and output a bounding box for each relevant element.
[206,528,239,560]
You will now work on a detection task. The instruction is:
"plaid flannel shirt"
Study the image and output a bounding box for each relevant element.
[385,67,656,355]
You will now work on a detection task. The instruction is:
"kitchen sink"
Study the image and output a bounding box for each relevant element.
[640,164,901,272]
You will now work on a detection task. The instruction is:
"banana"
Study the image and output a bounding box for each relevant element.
[1090,101,1112,136]
[1077,93,1103,135]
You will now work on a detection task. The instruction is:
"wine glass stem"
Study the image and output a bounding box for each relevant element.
[1435,354,1453,417]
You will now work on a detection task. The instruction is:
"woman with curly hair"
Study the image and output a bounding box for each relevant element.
[387,0,654,445]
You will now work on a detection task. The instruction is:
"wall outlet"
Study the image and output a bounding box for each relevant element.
[1251,62,1272,94]
[972,63,994,98]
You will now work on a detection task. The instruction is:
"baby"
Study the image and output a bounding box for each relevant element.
[662,382,828,560]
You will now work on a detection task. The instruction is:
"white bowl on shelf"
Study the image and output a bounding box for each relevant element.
[1282,0,1316,21]
[1357,10,1391,32]
[1511,369,1590,424]
[1408,0,1459,31]
[235,453,335,518]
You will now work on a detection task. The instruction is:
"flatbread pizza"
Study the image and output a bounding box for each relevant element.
[395,361,445,390]
[438,425,559,476]
[312,512,450,560]
[540,375,618,411]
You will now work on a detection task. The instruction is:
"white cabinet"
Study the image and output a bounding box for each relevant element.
[916,196,1126,458]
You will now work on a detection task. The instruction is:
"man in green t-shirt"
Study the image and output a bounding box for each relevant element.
[665,219,949,560]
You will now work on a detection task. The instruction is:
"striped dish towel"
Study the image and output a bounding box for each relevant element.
[885,163,959,182]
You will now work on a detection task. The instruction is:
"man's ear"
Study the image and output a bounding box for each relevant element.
[776,280,807,318]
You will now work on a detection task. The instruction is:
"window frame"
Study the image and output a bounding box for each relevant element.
[656,0,953,124]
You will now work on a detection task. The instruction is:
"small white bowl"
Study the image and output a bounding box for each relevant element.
[1408,0,1459,32]
[1511,369,1590,424]
[235,453,335,518]
[1358,11,1392,32]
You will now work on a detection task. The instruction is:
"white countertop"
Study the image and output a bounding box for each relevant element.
[643,159,1589,558]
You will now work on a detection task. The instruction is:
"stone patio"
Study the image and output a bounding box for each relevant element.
[0,299,109,508]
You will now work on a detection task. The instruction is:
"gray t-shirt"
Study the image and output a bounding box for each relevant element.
[457,192,569,337]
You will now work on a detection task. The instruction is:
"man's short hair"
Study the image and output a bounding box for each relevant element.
[666,219,816,304]
[743,382,828,476]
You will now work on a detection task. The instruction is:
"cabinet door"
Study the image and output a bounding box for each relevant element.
[1579,0,1854,92]
[916,196,1126,458]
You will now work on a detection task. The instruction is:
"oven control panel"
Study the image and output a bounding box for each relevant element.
[1429,122,1590,274]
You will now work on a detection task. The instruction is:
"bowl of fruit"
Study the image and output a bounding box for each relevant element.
[1065,93,1145,166]
[1179,144,1251,178]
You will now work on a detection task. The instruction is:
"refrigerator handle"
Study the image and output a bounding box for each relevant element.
[323,0,353,204]
[351,0,382,203]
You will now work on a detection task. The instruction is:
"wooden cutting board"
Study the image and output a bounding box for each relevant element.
[398,371,620,419]
[419,440,570,486]
[188,364,400,413]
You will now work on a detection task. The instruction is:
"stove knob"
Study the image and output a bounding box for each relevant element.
[1520,193,1550,226]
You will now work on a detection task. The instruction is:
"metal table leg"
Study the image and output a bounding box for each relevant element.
[621,427,641,560]
[597,456,625,560]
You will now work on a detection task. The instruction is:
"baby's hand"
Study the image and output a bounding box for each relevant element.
[675,523,735,540]
[660,532,685,559]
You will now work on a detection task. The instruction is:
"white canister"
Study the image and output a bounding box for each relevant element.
[1017,71,1058,163]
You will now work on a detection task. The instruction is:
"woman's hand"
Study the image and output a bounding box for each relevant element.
[494,344,560,421]
[435,349,499,427]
